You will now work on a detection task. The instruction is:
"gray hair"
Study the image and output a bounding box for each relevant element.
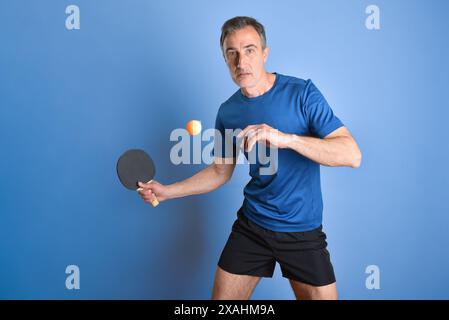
[220,16,267,52]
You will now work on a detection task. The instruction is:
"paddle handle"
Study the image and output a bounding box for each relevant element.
[147,180,159,207]
[151,198,159,207]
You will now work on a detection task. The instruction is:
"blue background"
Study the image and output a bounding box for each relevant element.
[1,0,448,299]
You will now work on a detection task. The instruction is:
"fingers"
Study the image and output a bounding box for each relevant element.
[138,187,159,206]
[237,125,258,150]
[137,180,154,190]
[145,192,159,207]
[246,129,267,152]
[239,124,282,152]
[238,124,273,151]
[238,123,271,138]
[136,181,159,206]
[237,124,255,139]
[137,187,152,199]
[240,127,265,152]
[137,181,157,194]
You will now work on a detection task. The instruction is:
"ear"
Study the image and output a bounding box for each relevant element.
[263,47,270,63]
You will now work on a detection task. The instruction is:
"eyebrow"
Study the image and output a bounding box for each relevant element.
[225,44,257,53]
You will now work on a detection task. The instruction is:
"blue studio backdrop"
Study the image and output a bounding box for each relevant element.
[1,0,448,299]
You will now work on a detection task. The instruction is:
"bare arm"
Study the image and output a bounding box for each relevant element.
[240,124,362,168]
[166,157,236,199]
[137,157,236,205]
[285,126,362,168]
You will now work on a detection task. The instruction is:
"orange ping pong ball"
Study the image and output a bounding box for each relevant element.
[186,120,202,136]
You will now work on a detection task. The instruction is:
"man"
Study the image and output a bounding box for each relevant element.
[137,16,361,300]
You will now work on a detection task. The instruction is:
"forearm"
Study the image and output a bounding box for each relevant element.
[166,164,230,199]
[285,134,361,168]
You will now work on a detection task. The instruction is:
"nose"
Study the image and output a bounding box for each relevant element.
[236,52,248,69]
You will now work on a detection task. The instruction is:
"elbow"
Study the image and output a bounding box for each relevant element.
[221,174,232,185]
[212,164,233,185]
[350,149,362,168]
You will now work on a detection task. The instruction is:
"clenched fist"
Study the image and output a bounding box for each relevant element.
[137,180,171,206]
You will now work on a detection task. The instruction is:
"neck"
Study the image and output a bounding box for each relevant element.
[241,72,276,98]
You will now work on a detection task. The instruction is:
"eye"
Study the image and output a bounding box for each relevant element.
[227,51,236,58]
[247,48,255,54]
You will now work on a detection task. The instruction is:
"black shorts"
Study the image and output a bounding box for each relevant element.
[218,208,336,287]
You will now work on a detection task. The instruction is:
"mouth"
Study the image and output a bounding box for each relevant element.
[237,72,251,79]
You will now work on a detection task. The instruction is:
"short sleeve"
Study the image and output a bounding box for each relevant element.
[302,80,344,138]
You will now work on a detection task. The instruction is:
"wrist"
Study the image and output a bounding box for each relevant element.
[166,183,179,199]
[281,133,296,149]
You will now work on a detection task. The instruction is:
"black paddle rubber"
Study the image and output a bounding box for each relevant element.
[116,149,156,190]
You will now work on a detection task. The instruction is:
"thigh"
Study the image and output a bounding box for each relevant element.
[289,279,338,300]
[274,225,336,287]
[218,210,276,278]
[211,266,261,300]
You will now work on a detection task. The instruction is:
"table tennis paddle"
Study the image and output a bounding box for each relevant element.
[116,149,159,207]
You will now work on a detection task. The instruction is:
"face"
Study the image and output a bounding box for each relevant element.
[222,26,269,88]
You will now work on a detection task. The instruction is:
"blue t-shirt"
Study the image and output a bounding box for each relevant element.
[213,73,344,232]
